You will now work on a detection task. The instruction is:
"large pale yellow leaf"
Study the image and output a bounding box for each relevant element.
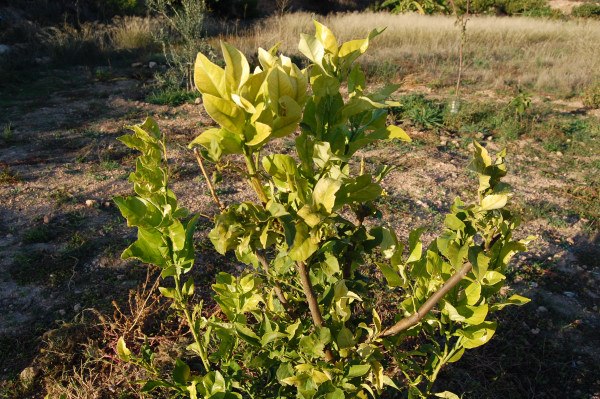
[221,41,250,91]
[480,194,508,211]
[267,67,295,112]
[298,33,324,66]
[202,93,245,136]
[240,71,266,105]
[188,128,243,155]
[258,47,275,70]
[245,122,272,147]
[272,96,302,138]
[314,20,338,56]
[194,52,226,98]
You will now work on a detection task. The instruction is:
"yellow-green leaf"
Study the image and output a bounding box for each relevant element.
[202,94,245,136]
[194,52,226,98]
[188,128,243,155]
[289,222,318,261]
[480,194,508,211]
[221,41,250,91]
[298,33,324,66]
[272,96,302,138]
[267,67,296,111]
[314,20,337,56]
[117,337,131,362]
[245,122,272,147]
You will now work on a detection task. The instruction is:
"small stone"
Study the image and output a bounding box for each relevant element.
[73,303,82,312]
[487,135,493,141]
[563,291,575,298]
[537,306,548,313]
[116,274,125,280]
[148,61,157,68]
[467,142,475,151]
[566,139,571,143]
[530,282,538,288]
[556,151,563,157]
[440,140,447,146]
[131,62,143,68]
[104,201,111,208]
[20,367,38,384]
[530,328,540,335]
[195,97,202,105]
[6,233,13,238]
[85,199,97,207]
[475,132,484,139]
[58,309,66,316]
[43,215,50,224]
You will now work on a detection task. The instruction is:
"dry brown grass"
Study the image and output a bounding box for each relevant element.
[109,16,161,51]
[215,12,600,95]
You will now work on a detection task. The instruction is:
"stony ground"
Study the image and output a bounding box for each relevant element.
[0,65,599,398]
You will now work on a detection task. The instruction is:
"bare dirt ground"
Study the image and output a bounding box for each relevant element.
[1,66,599,397]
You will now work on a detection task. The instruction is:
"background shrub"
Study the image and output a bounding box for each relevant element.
[572,2,600,18]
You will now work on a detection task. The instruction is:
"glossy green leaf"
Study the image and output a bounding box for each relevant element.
[173,358,190,385]
[490,294,531,311]
[377,263,405,287]
[347,364,370,378]
[407,227,426,263]
[289,222,318,261]
[458,321,497,349]
[121,227,168,267]
[444,214,465,231]
[468,247,491,282]
[337,327,355,349]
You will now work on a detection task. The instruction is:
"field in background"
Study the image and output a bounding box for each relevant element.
[222,12,600,96]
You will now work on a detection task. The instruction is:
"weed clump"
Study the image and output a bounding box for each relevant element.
[0,167,22,185]
[582,79,600,109]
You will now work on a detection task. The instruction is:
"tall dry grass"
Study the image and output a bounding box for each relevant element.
[217,12,600,95]
[109,16,160,51]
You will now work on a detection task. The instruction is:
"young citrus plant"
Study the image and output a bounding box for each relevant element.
[115,21,533,398]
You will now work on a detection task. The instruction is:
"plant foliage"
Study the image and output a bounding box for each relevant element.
[115,21,533,398]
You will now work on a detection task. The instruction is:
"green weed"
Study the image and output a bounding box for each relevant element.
[23,224,51,244]
[0,167,22,185]
[145,89,199,106]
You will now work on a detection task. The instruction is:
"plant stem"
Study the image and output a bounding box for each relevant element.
[256,251,295,318]
[380,262,473,337]
[296,261,336,362]
[193,148,224,211]
[174,275,210,372]
[243,149,269,206]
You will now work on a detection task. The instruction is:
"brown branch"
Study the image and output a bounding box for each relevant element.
[193,148,224,212]
[256,252,295,318]
[380,262,473,338]
[296,261,336,362]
